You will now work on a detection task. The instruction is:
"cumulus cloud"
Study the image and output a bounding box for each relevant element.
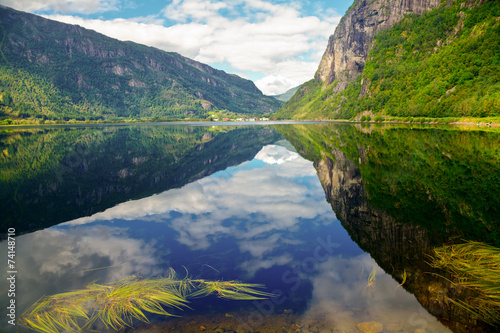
[19,226,161,280]
[255,144,300,164]
[4,0,120,14]
[1,225,162,320]
[30,0,342,95]
[255,74,300,96]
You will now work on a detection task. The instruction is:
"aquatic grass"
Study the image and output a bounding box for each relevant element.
[430,241,500,325]
[363,266,376,291]
[189,280,273,300]
[395,269,407,291]
[20,272,274,333]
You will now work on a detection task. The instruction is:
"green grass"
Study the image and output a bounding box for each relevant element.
[430,241,500,325]
[19,270,273,333]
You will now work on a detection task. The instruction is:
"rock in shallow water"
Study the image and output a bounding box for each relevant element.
[356,321,384,333]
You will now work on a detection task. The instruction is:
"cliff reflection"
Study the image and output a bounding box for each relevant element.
[278,123,500,333]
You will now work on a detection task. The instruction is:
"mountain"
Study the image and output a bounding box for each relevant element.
[270,85,300,102]
[0,6,282,123]
[274,0,500,120]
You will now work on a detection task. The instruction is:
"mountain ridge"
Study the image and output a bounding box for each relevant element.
[270,85,300,102]
[0,5,282,123]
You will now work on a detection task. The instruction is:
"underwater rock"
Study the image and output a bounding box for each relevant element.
[386,322,403,331]
[414,329,429,333]
[356,321,384,333]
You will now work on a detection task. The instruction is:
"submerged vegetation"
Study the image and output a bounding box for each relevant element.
[20,271,273,333]
[430,241,500,325]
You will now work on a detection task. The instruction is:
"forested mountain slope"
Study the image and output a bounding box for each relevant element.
[0,6,282,123]
[274,0,499,120]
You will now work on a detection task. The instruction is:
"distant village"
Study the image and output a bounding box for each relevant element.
[210,115,270,122]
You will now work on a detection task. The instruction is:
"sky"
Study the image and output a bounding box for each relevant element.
[1,0,353,95]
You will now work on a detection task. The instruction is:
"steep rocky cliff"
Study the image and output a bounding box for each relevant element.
[274,0,499,120]
[315,0,441,91]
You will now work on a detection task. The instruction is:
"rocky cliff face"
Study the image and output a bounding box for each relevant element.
[315,0,441,91]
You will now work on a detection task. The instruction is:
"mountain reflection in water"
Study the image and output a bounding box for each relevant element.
[1,123,498,333]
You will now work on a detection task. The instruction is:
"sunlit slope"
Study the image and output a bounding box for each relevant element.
[0,6,282,122]
[274,0,500,120]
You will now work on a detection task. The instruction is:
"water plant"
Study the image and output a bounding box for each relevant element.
[395,269,407,291]
[19,270,273,333]
[361,266,377,293]
[429,241,500,325]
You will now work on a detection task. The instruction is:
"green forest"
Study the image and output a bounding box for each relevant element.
[274,0,500,121]
[0,6,281,124]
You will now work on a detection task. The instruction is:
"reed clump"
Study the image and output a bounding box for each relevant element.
[430,241,500,325]
[20,270,273,333]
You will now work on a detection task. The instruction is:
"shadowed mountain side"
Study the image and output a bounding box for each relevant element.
[0,125,281,235]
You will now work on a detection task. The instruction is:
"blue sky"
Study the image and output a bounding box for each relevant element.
[2,0,353,95]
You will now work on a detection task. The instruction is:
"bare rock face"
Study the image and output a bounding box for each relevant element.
[315,0,441,91]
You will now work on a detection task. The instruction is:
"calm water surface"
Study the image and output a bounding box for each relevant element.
[0,123,498,333]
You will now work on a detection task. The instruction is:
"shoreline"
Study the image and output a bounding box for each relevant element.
[1,118,499,128]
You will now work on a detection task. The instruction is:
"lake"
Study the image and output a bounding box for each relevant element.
[0,122,499,333]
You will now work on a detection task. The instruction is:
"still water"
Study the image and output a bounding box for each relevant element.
[0,123,499,333]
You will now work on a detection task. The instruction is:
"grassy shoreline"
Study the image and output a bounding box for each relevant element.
[2,116,500,127]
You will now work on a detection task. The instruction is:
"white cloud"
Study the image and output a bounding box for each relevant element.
[254,144,300,164]
[4,0,120,14]
[239,254,293,277]
[163,0,230,22]
[6,225,163,316]
[21,226,161,279]
[35,0,341,95]
[255,74,299,96]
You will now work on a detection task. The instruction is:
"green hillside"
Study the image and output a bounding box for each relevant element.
[0,6,282,124]
[274,0,500,120]
[270,85,300,102]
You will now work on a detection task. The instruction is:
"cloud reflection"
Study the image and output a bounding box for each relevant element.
[301,254,452,332]
[19,226,161,281]
[0,225,162,330]
[64,144,335,275]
